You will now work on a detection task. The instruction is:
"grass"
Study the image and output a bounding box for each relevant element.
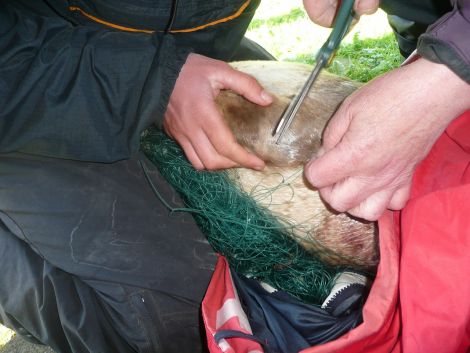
[246,2,402,82]
[248,7,306,30]
[289,33,403,82]
[330,34,402,81]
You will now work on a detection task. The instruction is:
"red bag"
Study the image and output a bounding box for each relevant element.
[202,255,265,353]
[399,111,470,353]
[202,111,470,353]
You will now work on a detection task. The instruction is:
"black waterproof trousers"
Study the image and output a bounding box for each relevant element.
[0,28,275,351]
[0,152,216,353]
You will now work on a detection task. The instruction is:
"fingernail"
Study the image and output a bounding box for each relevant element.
[261,90,273,104]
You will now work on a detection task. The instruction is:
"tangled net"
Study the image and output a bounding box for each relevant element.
[141,128,346,305]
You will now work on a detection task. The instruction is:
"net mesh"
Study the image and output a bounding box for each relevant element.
[141,128,348,305]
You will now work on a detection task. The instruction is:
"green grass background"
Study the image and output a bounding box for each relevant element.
[246,0,402,82]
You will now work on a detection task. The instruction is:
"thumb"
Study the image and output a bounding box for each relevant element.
[305,142,356,189]
[303,0,337,27]
[219,68,273,106]
[321,103,353,150]
[355,0,379,15]
[305,107,355,188]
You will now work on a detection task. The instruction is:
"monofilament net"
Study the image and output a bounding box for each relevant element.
[141,128,346,305]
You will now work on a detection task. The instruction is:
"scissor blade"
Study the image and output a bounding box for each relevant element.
[272,0,355,145]
[272,57,326,144]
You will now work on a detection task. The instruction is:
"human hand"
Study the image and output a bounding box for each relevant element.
[304,58,470,221]
[164,53,272,170]
[303,0,379,27]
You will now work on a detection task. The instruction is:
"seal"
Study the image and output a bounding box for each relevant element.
[216,61,378,269]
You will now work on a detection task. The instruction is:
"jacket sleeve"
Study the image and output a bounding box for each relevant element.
[0,2,190,162]
[417,0,470,83]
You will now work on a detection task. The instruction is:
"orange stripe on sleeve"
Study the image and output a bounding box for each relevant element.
[68,0,252,34]
[170,0,251,33]
[69,6,155,33]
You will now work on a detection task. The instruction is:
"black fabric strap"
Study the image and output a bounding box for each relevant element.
[214,329,266,348]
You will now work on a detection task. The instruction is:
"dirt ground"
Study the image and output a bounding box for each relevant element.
[0,334,54,353]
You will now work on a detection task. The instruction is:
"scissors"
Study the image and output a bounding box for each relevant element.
[272,0,356,144]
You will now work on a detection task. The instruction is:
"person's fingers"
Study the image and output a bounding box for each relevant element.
[164,113,218,170]
[388,184,411,210]
[176,136,205,170]
[304,103,356,188]
[347,189,394,221]
[320,103,353,150]
[202,104,266,170]
[303,0,379,27]
[189,129,239,170]
[163,119,174,139]
[316,171,410,215]
[304,140,360,189]
[355,0,379,15]
[217,66,273,106]
[303,0,337,27]
[164,54,270,171]
[317,176,374,213]
[218,139,266,170]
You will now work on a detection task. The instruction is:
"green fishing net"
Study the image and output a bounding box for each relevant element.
[141,128,344,305]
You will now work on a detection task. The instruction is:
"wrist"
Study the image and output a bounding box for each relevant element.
[410,58,470,124]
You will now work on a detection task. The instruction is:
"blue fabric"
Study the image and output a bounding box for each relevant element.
[230,271,364,353]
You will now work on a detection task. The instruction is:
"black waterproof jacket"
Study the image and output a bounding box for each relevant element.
[0,0,260,162]
[381,0,470,83]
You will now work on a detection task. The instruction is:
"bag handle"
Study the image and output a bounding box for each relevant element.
[214,329,267,349]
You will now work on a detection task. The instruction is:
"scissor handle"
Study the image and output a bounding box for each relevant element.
[316,0,355,66]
